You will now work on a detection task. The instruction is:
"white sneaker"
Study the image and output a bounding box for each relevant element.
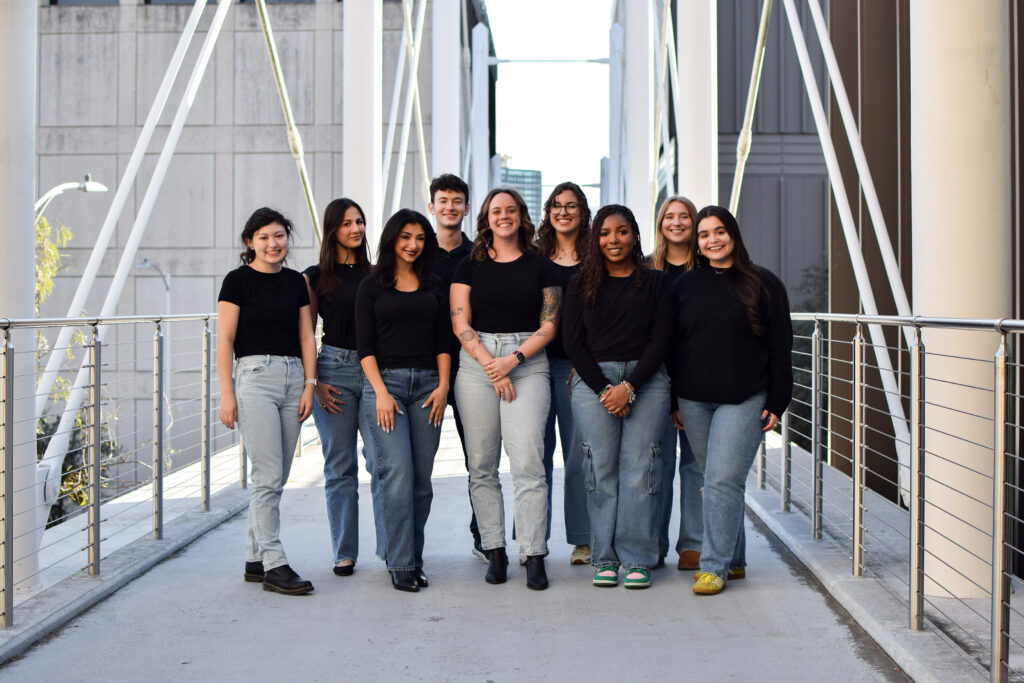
[471,547,488,562]
[570,545,591,565]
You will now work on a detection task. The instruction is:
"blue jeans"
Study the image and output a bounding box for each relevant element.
[656,420,703,556]
[571,362,670,569]
[235,355,304,571]
[361,368,442,571]
[677,391,766,579]
[455,333,550,556]
[546,356,589,545]
[311,345,385,564]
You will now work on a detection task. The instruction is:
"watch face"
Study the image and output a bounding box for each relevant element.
[515,351,526,364]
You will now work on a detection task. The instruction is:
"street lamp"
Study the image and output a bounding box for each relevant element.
[34,174,108,217]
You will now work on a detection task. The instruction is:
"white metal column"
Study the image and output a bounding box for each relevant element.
[470,22,490,216]
[624,1,654,249]
[675,0,718,206]
[432,0,462,178]
[0,0,40,586]
[910,0,1012,597]
[343,0,383,245]
[607,23,624,205]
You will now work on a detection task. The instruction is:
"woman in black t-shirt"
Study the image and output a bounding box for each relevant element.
[451,187,560,590]
[535,181,592,565]
[356,209,450,593]
[673,205,793,597]
[217,207,317,596]
[648,195,703,571]
[563,204,673,590]
[302,198,373,578]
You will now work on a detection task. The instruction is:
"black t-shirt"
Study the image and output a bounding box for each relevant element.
[432,232,472,359]
[545,260,580,360]
[355,276,450,370]
[218,265,309,358]
[671,265,793,416]
[304,264,367,350]
[562,268,672,393]
[452,251,560,333]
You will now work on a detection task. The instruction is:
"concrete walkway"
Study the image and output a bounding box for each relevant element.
[2,423,908,682]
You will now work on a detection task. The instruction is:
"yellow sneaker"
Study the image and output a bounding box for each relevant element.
[693,572,726,595]
[693,567,745,581]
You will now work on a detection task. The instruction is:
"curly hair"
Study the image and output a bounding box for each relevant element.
[694,205,769,335]
[470,187,537,262]
[536,181,592,259]
[371,209,438,288]
[651,195,698,272]
[576,204,646,307]
[239,207,292,265]
[315,198,371,299]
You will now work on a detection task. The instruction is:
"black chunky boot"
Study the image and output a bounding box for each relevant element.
[485,547,508,584]
[391,569,419,592]
[525,555,549,591]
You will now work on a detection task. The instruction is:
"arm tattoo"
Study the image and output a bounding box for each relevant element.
[535,330,548,338]
[539,286,561,325]
[459,329,476,343]
[450,306,464,319]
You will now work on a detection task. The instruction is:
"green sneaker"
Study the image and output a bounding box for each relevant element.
[593,566,618,587]
[623,567,651,589]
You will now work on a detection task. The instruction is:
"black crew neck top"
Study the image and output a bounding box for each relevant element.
[218,265,309,358]
[545,260,581,360]
[562,268,672,393]
[304,263,368,350]
[671,265,793,416]
[432,232,472,359]
[355,276,450,370]
[451,251,560,333]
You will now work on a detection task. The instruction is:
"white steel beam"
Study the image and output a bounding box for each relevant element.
[624,2,654,248]
[608,23,624,205]
[675,0,718,206]
[470,23,490,216]
[432,0,462,178]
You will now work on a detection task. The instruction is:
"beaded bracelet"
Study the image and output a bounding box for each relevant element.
[597,384,613,399]
[622,380,636,405]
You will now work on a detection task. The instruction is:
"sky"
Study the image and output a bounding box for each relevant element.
[483,0,615,208]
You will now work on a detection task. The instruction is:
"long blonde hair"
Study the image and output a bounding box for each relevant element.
[651,195,698,271]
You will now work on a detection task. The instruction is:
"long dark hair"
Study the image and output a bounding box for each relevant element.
[239,207,292,264]
[536,181,592,259]
[576,204,646,307]
[316,198,371,299]
[371,209,437,288]
[694,205,769,335]
[470,187,537,262]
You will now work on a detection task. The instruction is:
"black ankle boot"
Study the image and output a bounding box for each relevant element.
[262,564,314,595]
[391,569,419,592]
[415,568,428,588]
[485,547,508,584]
[525,555,548,591]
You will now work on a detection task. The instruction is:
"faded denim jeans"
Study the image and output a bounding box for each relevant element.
[455,333,550,557]
[235,355,304,571]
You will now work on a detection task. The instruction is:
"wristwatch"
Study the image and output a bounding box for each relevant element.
[513,350,526,365]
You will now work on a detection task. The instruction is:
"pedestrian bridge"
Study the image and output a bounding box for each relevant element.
[0,310,1017,682]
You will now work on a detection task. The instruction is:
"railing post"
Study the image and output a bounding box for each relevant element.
[87,325,101,576]
[152,323,163,540]
[0,329,13,627]
[852,323,865,577]
[781,410,791,512]
[991,331,1009,682]
[812,320,823,539]
[201,319,211,512]
[756,437,766,489]
[909,325,926,630]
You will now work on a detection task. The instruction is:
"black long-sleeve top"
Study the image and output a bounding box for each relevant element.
[671,265,793,416]
[562,268,673,394]
[546,260,580,360]
[354,276,450,370]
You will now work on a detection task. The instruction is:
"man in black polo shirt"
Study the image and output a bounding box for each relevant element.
[428,173,485,560]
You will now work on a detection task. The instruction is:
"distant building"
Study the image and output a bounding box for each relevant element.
[500,168,543,223]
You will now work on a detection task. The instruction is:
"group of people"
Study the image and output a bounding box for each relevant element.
[216,173,793,598]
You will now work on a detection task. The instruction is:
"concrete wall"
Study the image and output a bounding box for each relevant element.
[36,0,464,472]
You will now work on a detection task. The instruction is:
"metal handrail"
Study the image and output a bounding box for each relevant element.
[0,313,213,329]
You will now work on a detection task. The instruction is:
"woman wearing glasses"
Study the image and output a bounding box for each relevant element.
[534,182,592,566]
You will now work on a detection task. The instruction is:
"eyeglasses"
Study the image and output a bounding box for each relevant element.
[551,202,579,215]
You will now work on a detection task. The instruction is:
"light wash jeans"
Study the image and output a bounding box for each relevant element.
[311,345,386,564]
[455,333,550,557]
[677,391,766,579]
[656,420,703,556]
[571,361,670,569]
[361,368,442,571]
[235,355,304,571]
[546,356,589,545]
